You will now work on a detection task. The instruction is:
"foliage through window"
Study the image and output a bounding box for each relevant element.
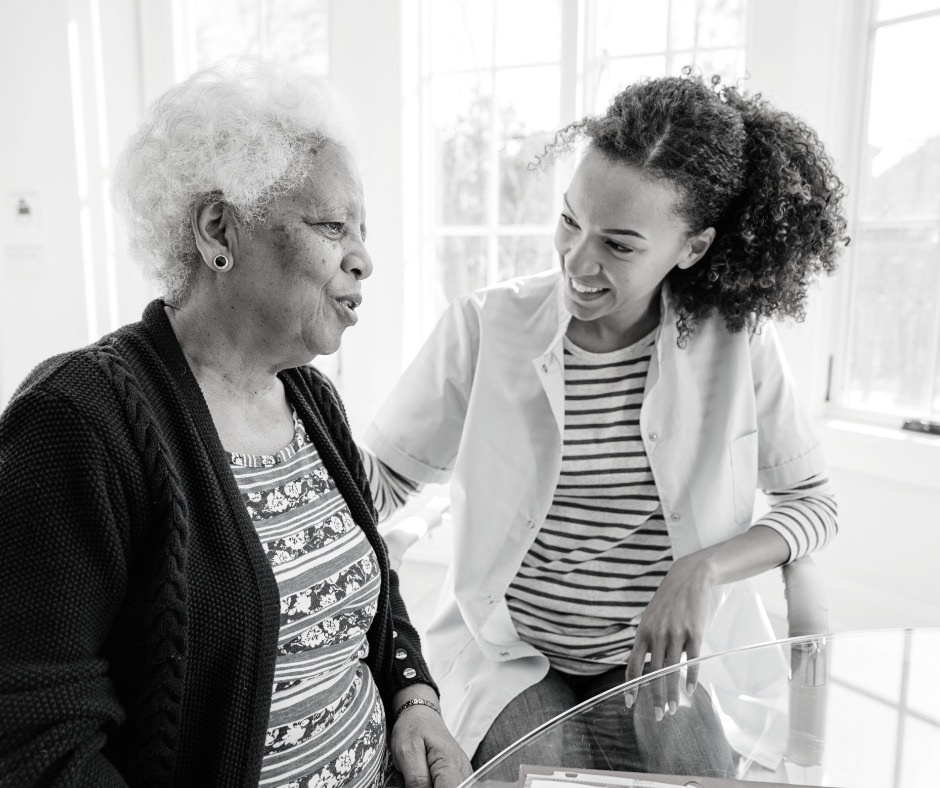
[177,0,329,76]
[413,0,749,335]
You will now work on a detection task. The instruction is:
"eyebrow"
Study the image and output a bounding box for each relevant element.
[563,195,648,240]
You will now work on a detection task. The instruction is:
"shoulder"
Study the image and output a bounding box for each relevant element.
[444,270,562,341]
[2,313,166,444]
[468,269,560,310]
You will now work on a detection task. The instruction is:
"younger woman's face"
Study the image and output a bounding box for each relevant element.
[554,147,712,341]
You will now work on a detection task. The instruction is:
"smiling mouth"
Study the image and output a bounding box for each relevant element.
[569,278,606,295]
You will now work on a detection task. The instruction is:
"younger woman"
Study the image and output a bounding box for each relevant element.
[363,71,847,777]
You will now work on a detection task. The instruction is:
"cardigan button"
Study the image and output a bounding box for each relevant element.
[393,630,398,638]
[403,668,417,679]
[395,649,407,660]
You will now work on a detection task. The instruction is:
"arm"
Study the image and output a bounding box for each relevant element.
[360,443,424,522]
[626,473,838,717]
[0,384,130,786]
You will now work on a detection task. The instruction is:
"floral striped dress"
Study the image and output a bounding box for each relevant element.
[230,410,386,788]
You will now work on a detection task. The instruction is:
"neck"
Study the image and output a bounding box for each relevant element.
[164,301,284,403]
[567,298,661,353]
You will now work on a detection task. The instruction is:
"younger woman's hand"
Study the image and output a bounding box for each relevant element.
[624,552,714,719]
[391,704,472,788]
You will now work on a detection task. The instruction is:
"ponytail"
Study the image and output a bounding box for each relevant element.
[669,82,849,342]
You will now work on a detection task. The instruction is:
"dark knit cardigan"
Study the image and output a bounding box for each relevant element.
[0,300,436,787]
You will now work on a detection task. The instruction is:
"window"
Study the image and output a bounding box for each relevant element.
[407,0,749,345]
[175,0,329,76]
[832,0,940,428]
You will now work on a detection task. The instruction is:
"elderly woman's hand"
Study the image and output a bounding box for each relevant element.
[390,690,472,788]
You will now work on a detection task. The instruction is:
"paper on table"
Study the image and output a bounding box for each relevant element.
[517,765,822,788]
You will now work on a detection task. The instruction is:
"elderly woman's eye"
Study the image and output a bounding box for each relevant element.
[320,222,345,236]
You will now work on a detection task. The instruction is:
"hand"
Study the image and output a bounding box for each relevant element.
[624,552,714,719]
[391,705,472,788]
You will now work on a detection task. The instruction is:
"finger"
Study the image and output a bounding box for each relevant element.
[393,735,432,788]
[664,640,684,715]
[685,640,701,696]
[427,759,470,788]
[624,641,648,709]
[647,644,667,720]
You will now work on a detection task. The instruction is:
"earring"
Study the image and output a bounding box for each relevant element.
[212,254,232,271]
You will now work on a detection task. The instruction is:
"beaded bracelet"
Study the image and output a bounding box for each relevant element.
[395,697,442,721]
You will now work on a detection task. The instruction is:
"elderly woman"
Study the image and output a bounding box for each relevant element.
[0,61,470,788]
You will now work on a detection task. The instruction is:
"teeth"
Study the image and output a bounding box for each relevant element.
[571,279,604,294]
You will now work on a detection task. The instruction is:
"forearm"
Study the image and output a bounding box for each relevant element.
[683,471,838,585]
[687,523,791,587]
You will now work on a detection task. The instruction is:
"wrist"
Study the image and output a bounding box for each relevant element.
[676,549,719,588]
[395,697,442,722]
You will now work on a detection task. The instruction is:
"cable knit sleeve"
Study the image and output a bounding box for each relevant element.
[0,378,131,787]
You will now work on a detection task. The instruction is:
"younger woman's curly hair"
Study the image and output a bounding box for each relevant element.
[111,58,360,303]
[542,69,849,344]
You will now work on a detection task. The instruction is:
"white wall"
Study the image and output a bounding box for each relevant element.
[0,0,152,406]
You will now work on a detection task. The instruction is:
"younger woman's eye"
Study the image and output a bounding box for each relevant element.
[607,240,634,254]
[561,212,578,228]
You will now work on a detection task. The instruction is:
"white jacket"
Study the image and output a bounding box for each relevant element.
[365,270,827,766]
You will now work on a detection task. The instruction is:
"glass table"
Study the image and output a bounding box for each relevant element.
[461,629,940,788]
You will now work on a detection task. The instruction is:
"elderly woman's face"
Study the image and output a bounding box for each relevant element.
[233,143,372,359]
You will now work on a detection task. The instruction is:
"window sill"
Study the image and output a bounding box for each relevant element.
[819,418,940,492]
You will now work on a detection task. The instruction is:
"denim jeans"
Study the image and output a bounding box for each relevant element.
[470,665,735,783]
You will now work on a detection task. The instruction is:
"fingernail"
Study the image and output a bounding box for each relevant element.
[668,701,677,715]
[654,706,663,721]
[624,694,634,709]
[687,682,695,696]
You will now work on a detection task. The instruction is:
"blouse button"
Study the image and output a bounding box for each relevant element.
[499,649,510,657]
[649,432,658,441]
[403,668,417,679]
[541,363,549,373]
[671,512,681,521]
[395,649,407,660]
[526,519,536,529]
[486,595,498,605]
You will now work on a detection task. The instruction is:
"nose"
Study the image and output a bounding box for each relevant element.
[343,238,373,280]
[561,234,599,277]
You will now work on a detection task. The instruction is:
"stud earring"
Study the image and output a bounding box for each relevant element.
[212,254,232,271]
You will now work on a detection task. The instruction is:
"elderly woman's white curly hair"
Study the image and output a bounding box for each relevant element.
[111,58,360,303]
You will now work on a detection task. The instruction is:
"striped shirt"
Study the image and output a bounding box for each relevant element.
[231,411,386,788]
[506,331,671,675]
[363,333,838,675]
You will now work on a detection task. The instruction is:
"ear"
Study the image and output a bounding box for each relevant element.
[191,199,237,270]
[677,227,716,270]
